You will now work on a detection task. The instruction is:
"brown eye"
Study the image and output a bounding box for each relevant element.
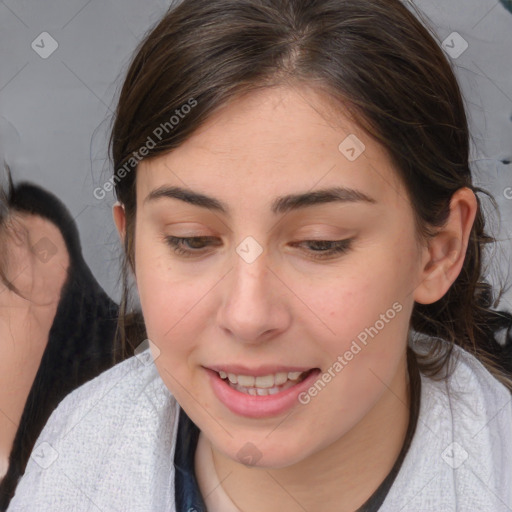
[164,236,220,257]
[291,239,353,260]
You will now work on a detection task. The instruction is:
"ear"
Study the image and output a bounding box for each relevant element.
[413,187,478,305]
[112,201,126,245]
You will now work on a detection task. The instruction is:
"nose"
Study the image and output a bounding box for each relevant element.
[216,246,291,345]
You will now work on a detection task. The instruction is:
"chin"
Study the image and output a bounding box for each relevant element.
[215,434,314,470]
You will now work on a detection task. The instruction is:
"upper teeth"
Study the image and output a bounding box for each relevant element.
[218,371,305,388]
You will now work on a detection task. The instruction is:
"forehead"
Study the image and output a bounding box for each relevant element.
[136,85,405,209]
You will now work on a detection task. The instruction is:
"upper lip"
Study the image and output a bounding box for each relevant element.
[206,364,316,376]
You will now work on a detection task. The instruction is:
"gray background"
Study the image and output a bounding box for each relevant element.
[0,0,511,308]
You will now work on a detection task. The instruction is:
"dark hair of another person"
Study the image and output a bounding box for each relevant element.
[0,170,129,510]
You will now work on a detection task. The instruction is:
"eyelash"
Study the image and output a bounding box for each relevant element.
[164,236,353,260]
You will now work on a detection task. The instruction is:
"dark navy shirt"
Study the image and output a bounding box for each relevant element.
[173,360,421,512]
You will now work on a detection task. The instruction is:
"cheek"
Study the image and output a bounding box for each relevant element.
[136,266,200,347]
[289,252,413,403]
[134,234,188,341]
[296,293,409,441]
[135,255,203,401]
[298,262,407,343]
[133,233,216,370]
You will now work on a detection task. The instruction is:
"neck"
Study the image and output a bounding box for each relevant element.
[206,354,411,512]
[0,309,52,466]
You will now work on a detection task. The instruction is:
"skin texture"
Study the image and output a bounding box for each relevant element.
[113,85,477,512]
[0,213,70,478]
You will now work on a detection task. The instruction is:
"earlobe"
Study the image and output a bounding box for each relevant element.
[413,187,477,305]
[112,201,126,244]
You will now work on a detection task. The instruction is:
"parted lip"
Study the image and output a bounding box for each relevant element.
[205,365,317,376]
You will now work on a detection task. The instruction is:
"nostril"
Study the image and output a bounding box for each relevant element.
[502,159,511,165]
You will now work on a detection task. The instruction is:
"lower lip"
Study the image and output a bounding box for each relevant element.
[205,368,321,418]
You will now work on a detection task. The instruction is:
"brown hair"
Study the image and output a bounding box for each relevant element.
[109,0,512,389]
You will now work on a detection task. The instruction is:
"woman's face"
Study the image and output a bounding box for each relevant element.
[0,212,70,332]
[128,85,428,468]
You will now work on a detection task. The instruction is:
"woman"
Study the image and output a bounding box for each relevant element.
[6,0,512,510]
[0,172,132,510]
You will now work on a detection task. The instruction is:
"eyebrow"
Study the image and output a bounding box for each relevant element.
[144,185,376,215]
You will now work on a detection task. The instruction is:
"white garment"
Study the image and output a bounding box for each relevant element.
[6,336,512,512]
